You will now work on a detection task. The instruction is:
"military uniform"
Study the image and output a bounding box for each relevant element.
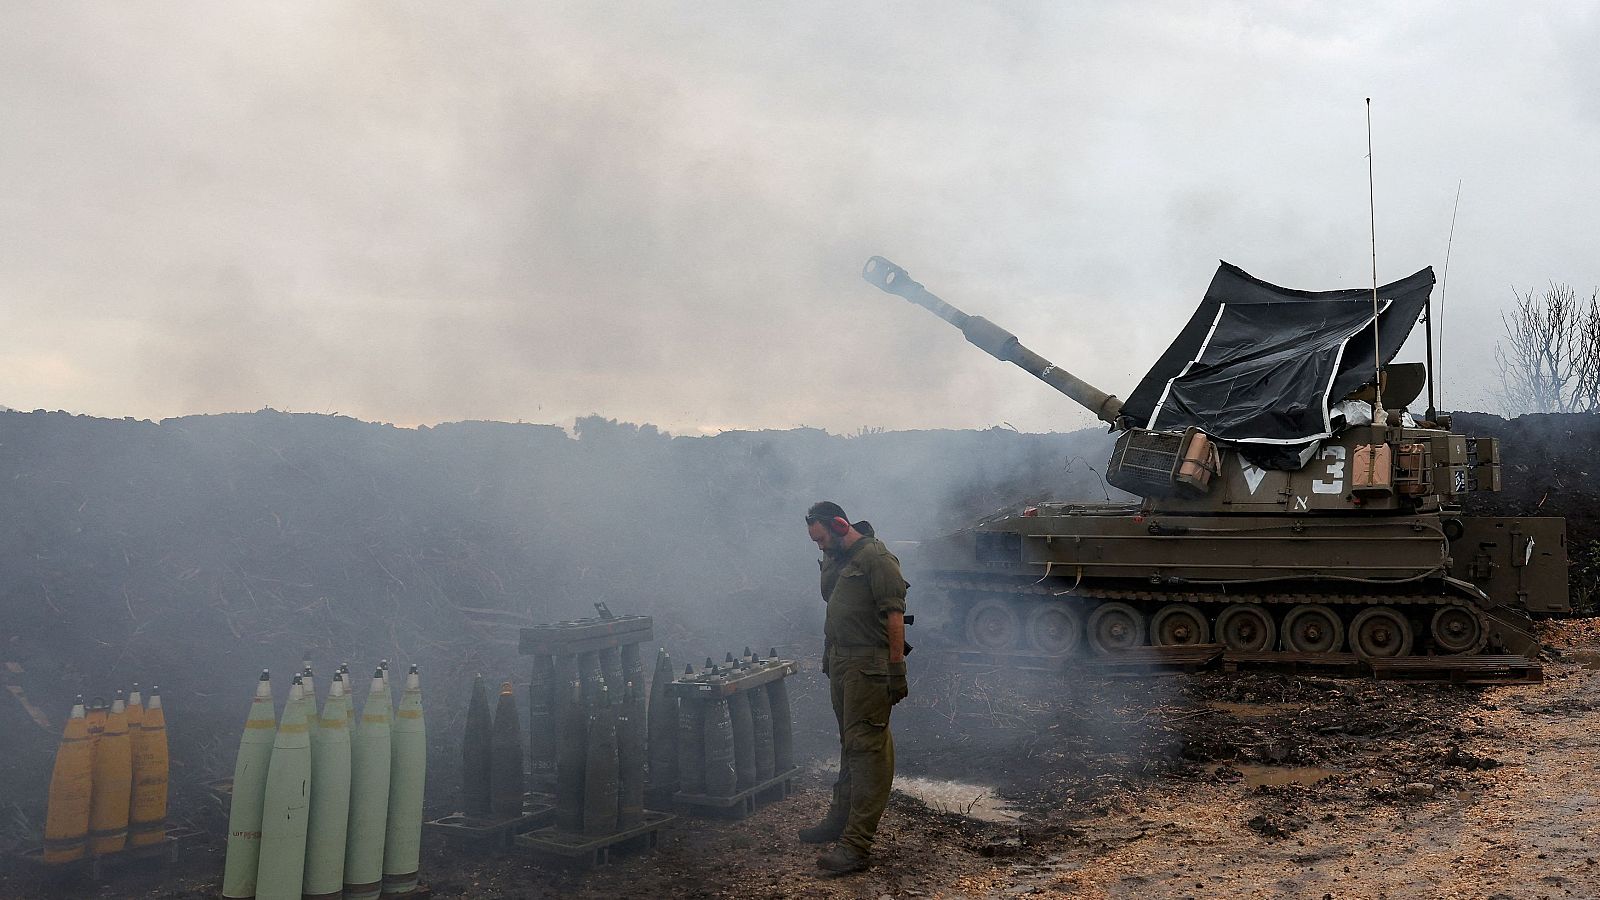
[818,535,907,855]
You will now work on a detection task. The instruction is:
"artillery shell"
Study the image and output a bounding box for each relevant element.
[343,669,391,900]
[748,681,775,782]
[223,671,275,898]
[489,681,524,819]
[43,697,91,864]
[552,655,577,754]
[554,680,586,833]
[129,685,169,849]
[528,655,557,778]
[578,652,604,707]
[728,690,756,791]
[256,678,311,900]
[598,647,624,703]
[461,675,492,817]
[89,692,132,855]
[767,677,794,773]
[616,683,645,829]
[581,690,619,836]
[382,665,426,896]
[620,643,645,695]
[646,649,678,793]
[702,698,737,798]
[676,696,706,796]
[304,678,352,900]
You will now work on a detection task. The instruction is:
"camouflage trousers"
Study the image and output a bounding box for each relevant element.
[824,646,895,853]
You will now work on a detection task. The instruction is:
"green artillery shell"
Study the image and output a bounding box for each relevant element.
[303,678,352,900]
[747,682,775,782]
[223,670,275,898]
[728,690,756,790]
[615,684,645,829]
[341,666,354,734]
[581,692,619,836]
[527,655,557,778]
[767,677,794,773]
[645,649,677,792]
[676,696,705,795]
[702,699,737,798]
[342,670,391,900]
[554,680,586,833]
[461,675,492,817]
[302,666,319,744]
[382,665,426,896]
[489,681,524,819]
[255,678,311,900]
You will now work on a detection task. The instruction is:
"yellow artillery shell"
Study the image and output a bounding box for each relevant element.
[42,697,92,864]
[89,693,132,855]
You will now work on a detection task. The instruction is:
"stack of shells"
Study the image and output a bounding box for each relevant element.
[42,684,169,863]
[220,659,426,900]
[459,676,528,821]
[665,648,794,799]
[518,643,650,836]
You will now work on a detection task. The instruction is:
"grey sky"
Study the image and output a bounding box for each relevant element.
[2,2,1596,434]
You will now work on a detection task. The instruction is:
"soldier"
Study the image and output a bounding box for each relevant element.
[799,500,909,874]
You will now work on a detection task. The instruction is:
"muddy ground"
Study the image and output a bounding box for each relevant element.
[5,619,1597,899]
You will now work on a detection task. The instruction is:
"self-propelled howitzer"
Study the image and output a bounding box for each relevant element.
[861,256,1567,664]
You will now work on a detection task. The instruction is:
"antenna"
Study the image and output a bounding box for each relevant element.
[1436,179,1462,414]
[1366,98,1385,423]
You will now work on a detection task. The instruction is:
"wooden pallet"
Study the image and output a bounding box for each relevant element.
[1221,651,1363,674]
[423,797,555,850]
[673,766,800,819]
[13,825,201,880]
[1368,654,1543,684]
[1089,645,1222,676]
[513,810,674,868]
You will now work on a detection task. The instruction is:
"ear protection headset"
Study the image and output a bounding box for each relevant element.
[805,511,851,535]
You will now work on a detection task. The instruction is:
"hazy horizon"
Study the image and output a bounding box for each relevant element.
[4,3,1597,434]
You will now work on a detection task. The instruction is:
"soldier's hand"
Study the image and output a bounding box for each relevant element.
[887,661,908,705]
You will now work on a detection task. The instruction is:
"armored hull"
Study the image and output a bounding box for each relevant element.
[916,501,1564,660]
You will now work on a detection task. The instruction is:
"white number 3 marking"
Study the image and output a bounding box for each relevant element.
[1312,445,1346,495]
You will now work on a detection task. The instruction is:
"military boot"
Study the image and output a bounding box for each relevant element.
[793,807,844,839]
[797,814,846,844]
[816,843,870,874]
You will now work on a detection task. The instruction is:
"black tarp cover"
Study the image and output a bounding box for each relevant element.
[1119,262,1434,445]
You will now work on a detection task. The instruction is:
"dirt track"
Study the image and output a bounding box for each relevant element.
[7,621,1598,899]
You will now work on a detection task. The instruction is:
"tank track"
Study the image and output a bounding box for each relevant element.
[929,574,1540,659]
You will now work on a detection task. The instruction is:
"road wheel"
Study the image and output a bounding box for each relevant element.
[1351,606,1414,658]
[1085,602,1147,654]
[1281,604,1346,653]
[1430,606,1485,655]
[964,597,1022,652]
[1026,603,1084,655]
[1215,605,1275,652]
[1150,603,1211,646]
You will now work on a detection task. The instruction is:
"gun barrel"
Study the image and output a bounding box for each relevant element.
[861,257,1123,425]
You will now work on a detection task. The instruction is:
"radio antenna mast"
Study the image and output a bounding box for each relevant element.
[1435,179,1462,415]
[1366,98,1385,423]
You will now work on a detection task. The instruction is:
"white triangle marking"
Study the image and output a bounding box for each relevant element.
[1239,457,1267,495]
